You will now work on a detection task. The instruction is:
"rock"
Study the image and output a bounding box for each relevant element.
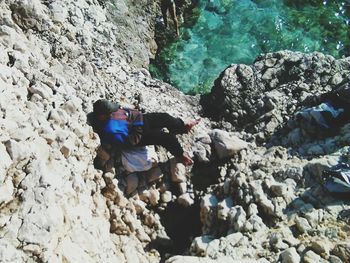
[244,214,266,233]
[303,250,321,263]
[332,243,350,262]
[149,189,160,206]
[200,194,219,225]
[178,193,194,207]
[280,247,300,263]
[4,140,31,162]
[295,216,312,234]
[228,206,246,232]
[22,244,42,255]
[201,194,219,208]
[193,133,212,162]
[170,158,187,183]
[217,197,234,220]
[306,144,325,155]
[0,143,12,182]
[247,203,259,216]
[206,239,220,257]
[0,0,349,260]
[310,238,333,257]
[191,235,213,256]
[146,166,163,183]
[161,191,172,203]
[165,255,235,263]
[178,182,187,195]
[328,255,343,263]
[0,178,14,206]
[126,173,139,195]
[270,233,289,251]
[49,2,68,23]
[0,239,26,263]
[209,129,248,159]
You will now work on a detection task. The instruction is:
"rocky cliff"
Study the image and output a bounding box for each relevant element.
[0,1,349,263]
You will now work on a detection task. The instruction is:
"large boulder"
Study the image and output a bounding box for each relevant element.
[201,51,350,139]
[209,129,248,159]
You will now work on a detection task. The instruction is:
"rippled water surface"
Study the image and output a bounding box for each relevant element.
[151,0,350,93]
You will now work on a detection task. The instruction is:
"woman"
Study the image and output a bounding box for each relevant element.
[90,99,200,166]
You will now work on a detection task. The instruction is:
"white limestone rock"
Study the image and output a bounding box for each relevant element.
[191,235,213,256]
[0,143,12,182]
[49,2,68,24]
[178,182,187,194]
[209,129,248,159]
[0,178,14,206]
[228,206,247,232]
[149,189,160,206]
[217,197,233,220]
[126,173,139,196]
[303,250,321,263]
[295,216,312,234]
[280,247,301,263]
[170,158,187,183]
[200,194,219,224]
[310,238,333,257]
[178,193,194,207]
[161,191,172,203]
[0,239,26,263]
[4,140,31,162]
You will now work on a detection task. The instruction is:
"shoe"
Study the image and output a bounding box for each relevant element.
[185,118,201,132]
[180,152,194,166]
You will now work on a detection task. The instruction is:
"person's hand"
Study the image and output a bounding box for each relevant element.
[180,152,194,166]
[185,118,201,132]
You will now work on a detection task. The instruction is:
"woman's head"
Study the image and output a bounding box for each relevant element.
[93,99,120,120]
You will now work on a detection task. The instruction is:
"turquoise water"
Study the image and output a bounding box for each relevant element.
[151,0,350,94]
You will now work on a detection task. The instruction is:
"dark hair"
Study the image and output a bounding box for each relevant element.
[93,99,120,114]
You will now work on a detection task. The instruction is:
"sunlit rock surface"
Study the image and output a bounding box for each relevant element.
[0,0,349,263]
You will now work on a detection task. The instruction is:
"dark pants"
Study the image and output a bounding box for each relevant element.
[138,113,187,157]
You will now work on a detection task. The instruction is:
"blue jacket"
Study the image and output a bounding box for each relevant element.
[100,108,144,147]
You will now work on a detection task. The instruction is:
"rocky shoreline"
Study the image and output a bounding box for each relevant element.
[0,1,349,263]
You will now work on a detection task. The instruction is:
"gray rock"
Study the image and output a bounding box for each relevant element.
[217,197,234,220]
[191,235,213,256]
[178,193,194,207]
[228,206,247,232]
[310,239,332,256]
[328,255,343,263]
[170,158,187,183]
[125,173,139,195]
[209,129,248,159]
[332,243,350,263]
[280,247,301,263]
[161,191,172,203]
[295,216,312,234]
[303,250,321,263]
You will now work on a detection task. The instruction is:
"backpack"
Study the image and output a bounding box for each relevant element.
[323,164,350,200]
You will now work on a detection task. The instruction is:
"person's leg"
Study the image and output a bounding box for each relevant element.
[138,130,184,157]
[138,130,194,165]
[143,112,187,134]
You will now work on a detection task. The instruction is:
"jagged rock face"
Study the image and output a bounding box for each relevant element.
[103,0,158,68]
[192,51,350,262]
[201,51,350,139]
[1,0,350,263]
[0,0,202,262]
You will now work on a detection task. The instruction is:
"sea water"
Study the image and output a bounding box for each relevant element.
[151,0,350,94]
